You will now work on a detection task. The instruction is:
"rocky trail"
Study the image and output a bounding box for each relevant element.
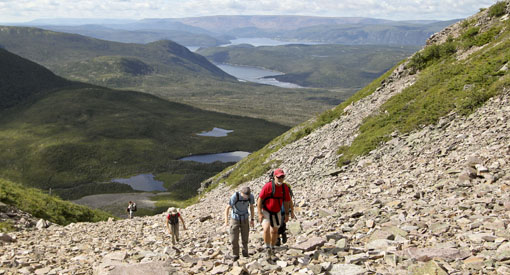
[2,6,510,275]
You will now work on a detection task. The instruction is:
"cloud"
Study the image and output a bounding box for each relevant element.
[0,0,501,22]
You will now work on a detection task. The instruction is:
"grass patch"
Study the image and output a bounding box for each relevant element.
[0,178,113,225]
[0,221,15,232]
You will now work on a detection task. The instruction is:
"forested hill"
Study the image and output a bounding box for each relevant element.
[0,26,234,81]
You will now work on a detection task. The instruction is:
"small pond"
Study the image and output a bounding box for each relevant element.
[112,174,166,192]
[179,151,250,163]
[197,127,233,137]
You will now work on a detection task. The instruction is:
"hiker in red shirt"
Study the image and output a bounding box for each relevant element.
[257,168,293,259]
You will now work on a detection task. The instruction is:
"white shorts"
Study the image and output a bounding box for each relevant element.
[262,209,282,228]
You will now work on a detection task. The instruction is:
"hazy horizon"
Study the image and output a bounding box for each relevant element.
[0,0,500,23]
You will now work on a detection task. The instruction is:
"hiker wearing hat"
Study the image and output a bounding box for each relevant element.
[166,207,186,245]
[257,168,293,258]
[224,186,255,261]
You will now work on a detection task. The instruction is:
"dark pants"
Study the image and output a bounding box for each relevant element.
[230,219,249,256]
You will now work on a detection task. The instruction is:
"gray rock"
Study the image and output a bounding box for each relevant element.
[0,233,14,242]
[329,264,366,275]
[402,247,470,262]
[294,237,327,251]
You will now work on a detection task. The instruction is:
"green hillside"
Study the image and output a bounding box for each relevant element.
[0,178,113,226]
[197,44,419,88]
[211,1,510,187]
[0,48,288,200]
[0,48,72,109]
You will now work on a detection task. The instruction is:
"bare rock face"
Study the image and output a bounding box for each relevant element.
[1,5,510,275]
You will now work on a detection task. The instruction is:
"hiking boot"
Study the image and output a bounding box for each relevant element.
[275,238,281,247]
[226,254,239,261]
[242,251,249,257]
[282,233,287,244]
[266,247,273,259]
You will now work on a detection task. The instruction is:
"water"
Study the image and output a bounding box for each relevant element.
[112,174,166,192]
[216,63,301,88]
[222,37,322,47]
[179,151,250,163]
[197,127,233,137]
[186,46,200,52]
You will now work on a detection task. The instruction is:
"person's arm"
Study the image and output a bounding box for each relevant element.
[165,217,170,232]
[290,198,296,219]
[179,215,186,230]
[224,205,231,226]
[257,197,263,223]
[249,200,255,227]
[283,185,291,222]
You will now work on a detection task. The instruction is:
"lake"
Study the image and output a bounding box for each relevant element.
[197,127,233,137]
[179,151,250,163]
[112,174,166,192]
[216,63,302,88]
[222,37,323,47]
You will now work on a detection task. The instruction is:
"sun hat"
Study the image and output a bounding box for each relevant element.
[274,168,285,178]
[167,207,177,214]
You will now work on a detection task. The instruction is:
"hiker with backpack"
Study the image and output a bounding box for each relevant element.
[166,207,186,245]
[126,201,137,219]
[257,168,293,259]
[224,186,255,261]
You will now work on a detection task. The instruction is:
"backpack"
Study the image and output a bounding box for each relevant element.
[261,171,287,227]
[232,192,250,219]
[168,213,179,225]
[131,203,137,212]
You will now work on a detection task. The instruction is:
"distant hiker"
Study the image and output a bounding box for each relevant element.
[224,186,255,261]
[166,207,186,245]
[276,185,295,246]
[257,168,293,259]
[126,201,137,219]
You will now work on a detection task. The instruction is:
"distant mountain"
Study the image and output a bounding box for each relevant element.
[0,26,235,84]
[175,15,393,32]
[0,47,288,200]
[39,25,230,46]
[275,20,461,45]
[173,15,460,45]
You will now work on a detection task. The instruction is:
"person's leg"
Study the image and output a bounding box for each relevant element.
[240,219,249,257]
[171,224,177,245]
[281,221,288,244]
[270,212,282,246]
[230,219,240,257]
[175,224,180,242]
[261,210,273,256]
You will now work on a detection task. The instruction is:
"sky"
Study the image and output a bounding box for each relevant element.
[0,0,501,23]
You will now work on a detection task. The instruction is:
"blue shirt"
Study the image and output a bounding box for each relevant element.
[229,192,255,220]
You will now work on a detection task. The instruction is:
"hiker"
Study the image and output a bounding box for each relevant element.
[126,201,137,219]
[276,185,295,246]
[257,168,293,258]
[224,186,255,261]
[166,207,186,245]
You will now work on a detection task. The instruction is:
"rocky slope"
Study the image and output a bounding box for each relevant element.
[1,4,510,275]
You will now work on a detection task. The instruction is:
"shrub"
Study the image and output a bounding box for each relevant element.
[489,1,507,18]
